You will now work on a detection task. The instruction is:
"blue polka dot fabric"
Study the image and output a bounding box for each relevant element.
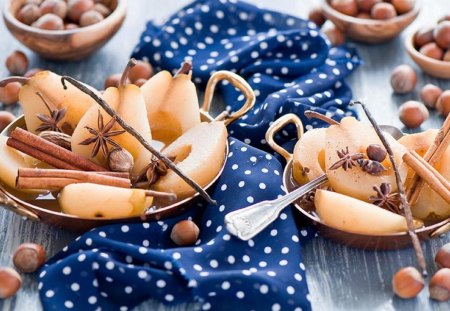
[38,0,361,310]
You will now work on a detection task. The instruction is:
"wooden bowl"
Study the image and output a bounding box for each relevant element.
[405,31,450,79]
[2,0,126,61]
[321,0,421,44]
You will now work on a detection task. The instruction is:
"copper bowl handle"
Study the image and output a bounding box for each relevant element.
[265,113,304,162]
[430,218,450,238]
[0,185,40,221]
[201,71,255,126]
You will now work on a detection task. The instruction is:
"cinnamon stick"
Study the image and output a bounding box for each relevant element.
[16,168,131,190]
[8,128,107,172]
[144,190,177,201]
[403,152,450,205]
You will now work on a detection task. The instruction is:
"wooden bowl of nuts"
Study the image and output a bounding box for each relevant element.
[321,0,421,44]
[2,0,126,61]
[405,19,450,79]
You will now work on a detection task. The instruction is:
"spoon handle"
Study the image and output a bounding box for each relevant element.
[224,174,328,240]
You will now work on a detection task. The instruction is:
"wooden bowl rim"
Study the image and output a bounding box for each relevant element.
[321,0,421,26]
[405,30,450,69]
[3,0,126,36]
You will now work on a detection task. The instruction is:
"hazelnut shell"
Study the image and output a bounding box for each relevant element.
[392,266,424,299]
[13,243,46,273]
[0,268,22,299]
[170,220,200,246]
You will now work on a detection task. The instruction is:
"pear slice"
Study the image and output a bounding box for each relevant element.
[315,189,423,235]
[153,121,227,199]
[71,84,153,177]
[325,117,408,202]
[141,68,201,145]
[59,183,153,218]
[292,128,326,185]
[19,71,96,134]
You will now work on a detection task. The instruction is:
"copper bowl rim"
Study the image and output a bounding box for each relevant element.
[321,0,422,26]
[3,0,127,36]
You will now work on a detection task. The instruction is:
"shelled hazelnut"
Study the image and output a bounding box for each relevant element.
[436,90,450,117]
[14,0,112,30]
[170,220,200,246]
[0,111,15,132]
[5,51,29,76]
[429,268,450,301]
[13,243,46,273]
[308,7,326,26]
[390,64,417,94]
[398,101,429,128]
[0,268,22,299]
[435,243,450,269]
[419,84,442,108]
[392,266,424,299]
[0,82,21,106]
[321,21,345,46]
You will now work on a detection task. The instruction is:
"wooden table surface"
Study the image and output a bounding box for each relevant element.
[1,0,450,310]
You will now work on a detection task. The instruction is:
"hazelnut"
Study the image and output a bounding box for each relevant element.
[308,7,326,26]
[413,27,434,48]
[321,21,345,46]
[355,0,381,13]
[390,64,417,94]
[13,243,46,273]
[371,2,397,20]
[0,267,22,299]
[419,84,442,109]
[0,82,21,105]
[391,0,415,14]
[330,0,359,17]
[17,3,41,25]
[170,220,200,246]
[128,60,153,83]
[40,0,67,19]
[436,90,450,117]
[419,42,444,60]
[64,23,79,30]
[93,3,111,17]
[399,101,429,128]
[5,51,29,76]
[67,0,94,22]
[429,268,450,301]
[104,73,122,89]
[356,12,372,19]
[107,147,134,172]
[79,10,104,27]
[0,111,15,132]
[444,50,450,62]
[392,266,424,299]
[32,13,64,30]
[366,144,387,162]
[435,243,450,269]
[434,21,450,50]
[24,68,44,78]
[133,78,148,87]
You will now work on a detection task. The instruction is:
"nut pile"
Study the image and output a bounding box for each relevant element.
[329,0,415,20]
[414,17,450,62]
[390,64,449,128]
[16,0,113,30]
[308,8,345,47]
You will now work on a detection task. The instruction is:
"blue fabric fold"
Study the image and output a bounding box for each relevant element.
[38,0,361,310]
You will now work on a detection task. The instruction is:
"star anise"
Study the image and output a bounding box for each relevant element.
[369,183,400,213]
[329,147,364,171]
[134,156,176,186]
[35,92,67,133]
[79,110,125,158]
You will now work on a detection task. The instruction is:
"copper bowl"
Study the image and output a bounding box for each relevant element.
[0,71,255,232]
[321,0,421,44]
[3,0,126,61]
[266,114,450,250]
[405,30,450,79]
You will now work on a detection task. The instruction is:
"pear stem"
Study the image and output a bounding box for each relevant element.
[175,61,192,77]
[0,76,29,87]
[144,190,177,201]
[351,100,427,276]
[120,59,137,87]
[304,110,339,125]
[61,76,217,206]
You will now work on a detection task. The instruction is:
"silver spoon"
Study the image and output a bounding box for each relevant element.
[224,125,405,241]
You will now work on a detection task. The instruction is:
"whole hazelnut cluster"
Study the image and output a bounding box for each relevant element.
[16,0,113,31]
[414,16,450,62]
[390,64,449,128]
[392,242,450,301]
[329,0,415,20]
[308,8,345,47]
